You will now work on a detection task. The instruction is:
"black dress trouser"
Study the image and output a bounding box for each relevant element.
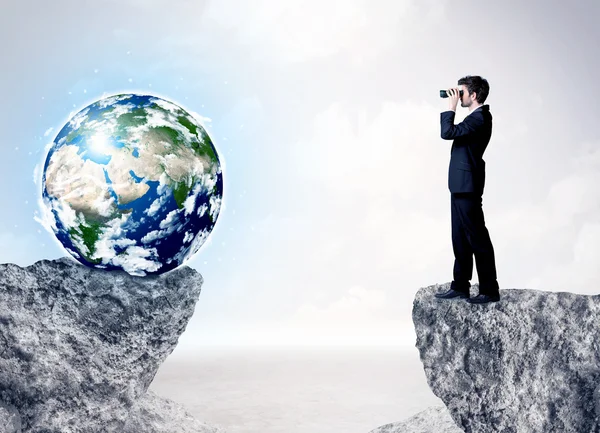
[450,192,499,296]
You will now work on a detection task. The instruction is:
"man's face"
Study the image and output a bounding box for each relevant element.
[458,85,476,106]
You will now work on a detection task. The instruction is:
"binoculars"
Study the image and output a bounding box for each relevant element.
[440,89,463,98]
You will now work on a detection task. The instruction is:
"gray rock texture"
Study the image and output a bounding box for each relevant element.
[368,406,462,433]
[413,282,600,433]
[0,257,222,433]
[0,401,21,433]
[123,389,225,433]
[0,389,225,433]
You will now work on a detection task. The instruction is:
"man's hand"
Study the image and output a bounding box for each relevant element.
[447,87,460,111]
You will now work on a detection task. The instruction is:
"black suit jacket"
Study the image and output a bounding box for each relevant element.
[440,104,492,195]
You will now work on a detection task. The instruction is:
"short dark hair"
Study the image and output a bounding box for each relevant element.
[457,75,489,104]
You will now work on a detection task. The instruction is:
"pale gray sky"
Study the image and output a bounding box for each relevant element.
[1,0,599,351]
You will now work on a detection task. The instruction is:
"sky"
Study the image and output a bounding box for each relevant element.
[1,0,600,352]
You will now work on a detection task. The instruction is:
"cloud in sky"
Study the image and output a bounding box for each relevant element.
[3,0,600,348]
[290,100,444,199]
[203,0,447,63]
[182,284,408,347]
[286,285,407,345]
[233,99,600,343]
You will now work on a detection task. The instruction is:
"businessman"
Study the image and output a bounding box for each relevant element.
[435,75,500,304]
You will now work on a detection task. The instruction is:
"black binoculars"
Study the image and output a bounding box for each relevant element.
[440,90,463,98]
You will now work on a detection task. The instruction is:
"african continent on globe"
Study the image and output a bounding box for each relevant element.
[41,93,223,276]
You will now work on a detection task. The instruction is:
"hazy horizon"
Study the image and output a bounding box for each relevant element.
[151,345,441,433]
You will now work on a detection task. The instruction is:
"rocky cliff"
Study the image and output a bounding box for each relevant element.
[411,282,600,433]
[0,257,224,433]
[368,406,462,433]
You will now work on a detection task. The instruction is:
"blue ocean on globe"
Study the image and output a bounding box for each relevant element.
[41,93,223,276]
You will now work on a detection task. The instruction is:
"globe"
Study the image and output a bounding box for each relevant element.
[41,93,223,276]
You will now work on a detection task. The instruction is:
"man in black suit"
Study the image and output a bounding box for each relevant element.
[434,75,500,304]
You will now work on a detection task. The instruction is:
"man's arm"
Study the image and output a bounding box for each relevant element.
[440,111,484,140]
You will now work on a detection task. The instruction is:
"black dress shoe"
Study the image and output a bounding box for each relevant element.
[466,294,500,304]
[434,289,469,299]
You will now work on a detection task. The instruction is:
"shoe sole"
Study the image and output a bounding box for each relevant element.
[466,298,500,304]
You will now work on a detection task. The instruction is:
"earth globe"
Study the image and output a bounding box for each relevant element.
[41,93,223,276]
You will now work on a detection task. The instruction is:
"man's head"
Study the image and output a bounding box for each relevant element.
[457,75,490,108]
